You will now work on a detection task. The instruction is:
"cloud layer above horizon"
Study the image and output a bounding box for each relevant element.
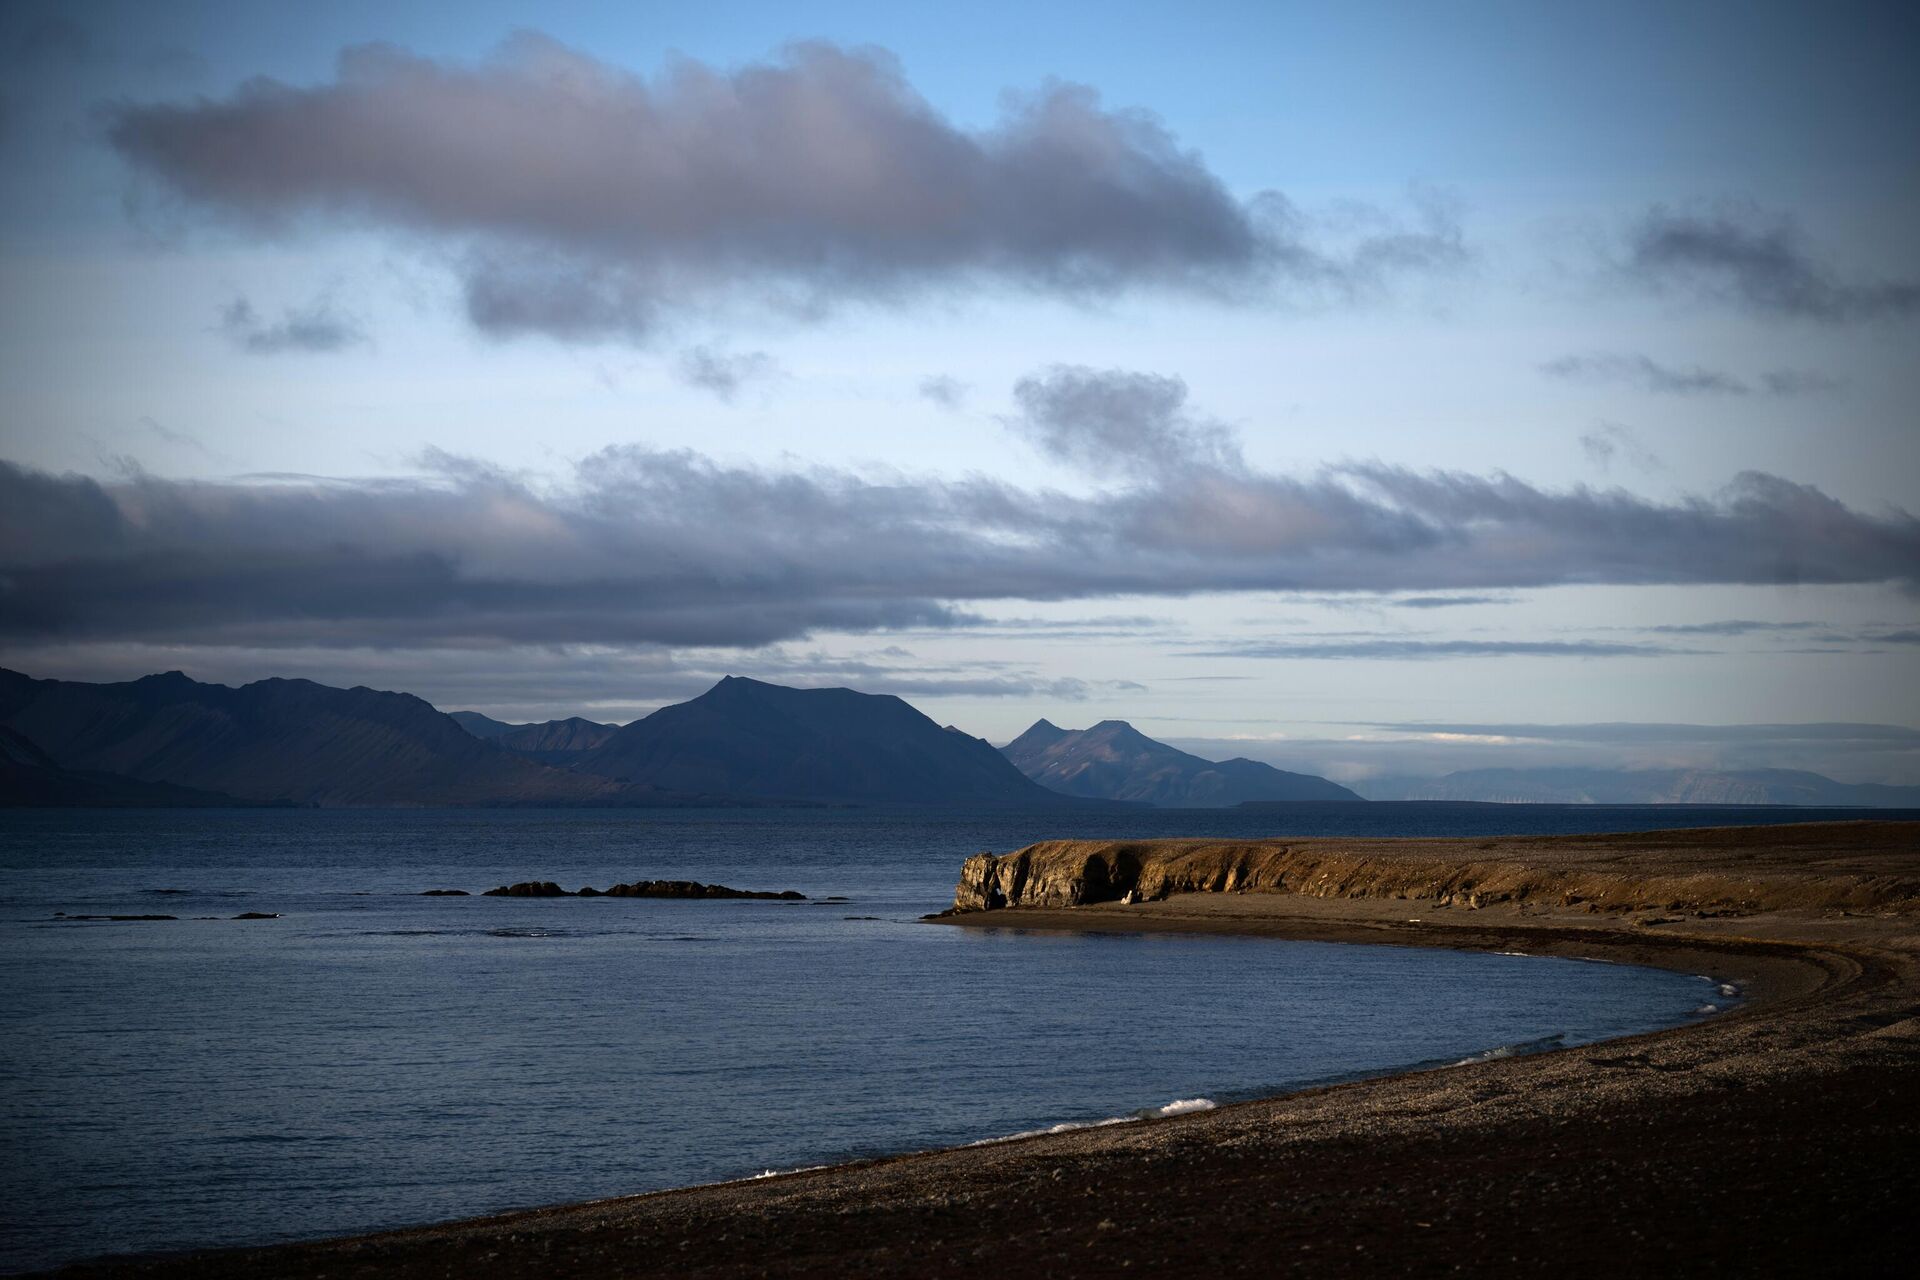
[4,366,1916,650]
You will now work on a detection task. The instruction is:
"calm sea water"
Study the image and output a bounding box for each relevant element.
[2,803,1874,1273]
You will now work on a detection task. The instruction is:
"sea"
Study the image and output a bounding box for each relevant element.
[1,803,1897,1273]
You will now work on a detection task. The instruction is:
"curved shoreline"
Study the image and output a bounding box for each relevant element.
[51,823,1920,1278]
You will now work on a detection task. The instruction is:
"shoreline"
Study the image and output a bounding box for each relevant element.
[50,822,1920,1277]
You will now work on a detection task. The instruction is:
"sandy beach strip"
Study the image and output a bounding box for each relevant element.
[48,822,1920,1278]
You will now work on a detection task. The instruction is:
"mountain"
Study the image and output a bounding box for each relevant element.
[1002,718,1361,806]
[0,723,248,807]
[0,668,678,808]
[1360,767,1920,807]
[576,675,1072,806]
[448,711,515,739]
[450,712,620,764]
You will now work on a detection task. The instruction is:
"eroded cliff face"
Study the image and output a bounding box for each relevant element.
[952,824,1920,917]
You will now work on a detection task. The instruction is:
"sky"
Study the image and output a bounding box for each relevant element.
[1,0,1917,785]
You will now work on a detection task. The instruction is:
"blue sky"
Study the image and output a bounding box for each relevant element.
[1,0,1916,783]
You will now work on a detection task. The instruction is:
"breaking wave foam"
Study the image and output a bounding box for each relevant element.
[968,1097,1217,1146]
[1450,1032,1566,1067]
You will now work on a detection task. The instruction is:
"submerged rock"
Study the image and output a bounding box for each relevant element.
[420,889,469,896]
[232,912,280,920]
[483,881,570,897]
[56,913,177,921]
[602,880,805,900]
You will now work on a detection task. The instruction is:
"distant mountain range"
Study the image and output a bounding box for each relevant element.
[0,668,663,808]
[1361,767,1920,807]
[448,712,619,764]
[7,664,1914,811]
[565,676,1071,807]
[1002,719,1360,806]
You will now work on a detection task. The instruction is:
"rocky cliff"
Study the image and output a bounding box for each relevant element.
[951,822,1920,917]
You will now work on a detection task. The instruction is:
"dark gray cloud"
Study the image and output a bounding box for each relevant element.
[1540,352,1748,395]
[675,346,782,402]
[2,382,1916,651]
[1621,205,1920,324]
[217,295,366,354]
[1190,639,1695,661]
[917,375,968,410]
[1009,365,1240,476]
[107,36,1465,341]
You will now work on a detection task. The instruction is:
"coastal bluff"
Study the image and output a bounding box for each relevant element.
[951,821,1920,917]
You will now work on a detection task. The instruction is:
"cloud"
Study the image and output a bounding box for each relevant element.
[107,35,1465,342]
[1620,204,1920,324]
[1759,369,1842,396]
[1540,352,1748,395]
[1179,719,1920,787]
[217,295,366,354]
[675,346,782,401]
[1009,364,1241,476]
[2,372,1916,652]
[1358,720,1920,748]
[1392,594,1512,609]
[0,636,1133,724]
[1579,423,1661,473]
[1190,639,1695,660]
[1643,619,1817,636]
[918,374,968,409]
[1540,351,1841,397]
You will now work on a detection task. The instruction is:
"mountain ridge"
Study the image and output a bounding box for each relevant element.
[1002,718,1361,807]
[450,711,620,763]
[576,675,1083,806]
[0,668,678,808]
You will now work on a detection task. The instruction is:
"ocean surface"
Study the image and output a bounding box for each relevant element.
[3,803,1885,1273]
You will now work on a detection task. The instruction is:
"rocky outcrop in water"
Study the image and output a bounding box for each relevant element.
[951,823,1920,917]
[484,881,570,896]
[603,880,805,900]
[481,879,804,899]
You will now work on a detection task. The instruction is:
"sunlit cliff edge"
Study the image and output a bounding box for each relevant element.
[950,823,1920,917]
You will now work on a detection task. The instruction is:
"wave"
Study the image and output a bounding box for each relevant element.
[968,1097,1217,1146]
[1450,1032,1566,1067]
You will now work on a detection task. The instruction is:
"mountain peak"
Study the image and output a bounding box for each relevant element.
[1003,718,1359,807]
[580,676,1065,806]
